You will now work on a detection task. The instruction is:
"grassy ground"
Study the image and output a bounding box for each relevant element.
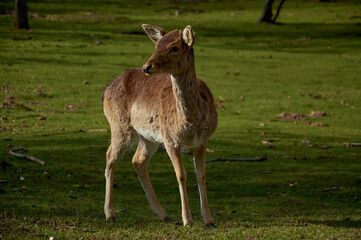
[1,0,361,239]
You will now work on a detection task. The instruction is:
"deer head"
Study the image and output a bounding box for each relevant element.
[142,24,195,76]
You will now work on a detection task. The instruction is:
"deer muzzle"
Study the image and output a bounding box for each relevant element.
[142,64,153,75]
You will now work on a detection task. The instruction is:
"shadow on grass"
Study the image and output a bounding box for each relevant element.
[1,123,360,226]
[309,219,361,229]
[200,22,361,54]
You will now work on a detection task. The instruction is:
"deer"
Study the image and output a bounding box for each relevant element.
[102,24,217,228]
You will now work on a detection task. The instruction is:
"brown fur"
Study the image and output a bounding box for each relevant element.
[103,69,216,147]
[102,24,217,227]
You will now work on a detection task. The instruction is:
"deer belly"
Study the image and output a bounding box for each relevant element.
[135,127,163,143]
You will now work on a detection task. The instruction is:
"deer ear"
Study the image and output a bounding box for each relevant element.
[142,24,165,44]
[182,25,195,47]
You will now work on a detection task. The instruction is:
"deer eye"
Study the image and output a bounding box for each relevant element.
[170,46,179,53]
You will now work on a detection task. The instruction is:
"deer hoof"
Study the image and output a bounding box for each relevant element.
[206,223,217,229]
[107,217,116,223]
[185,223,193,228]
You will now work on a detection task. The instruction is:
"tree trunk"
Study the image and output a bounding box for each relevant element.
[258,0,275,23]
[272,0,287,23]
[14,0,29,29]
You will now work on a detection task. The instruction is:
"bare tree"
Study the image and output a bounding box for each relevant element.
[258,0,287,23]
[14,0,29,29]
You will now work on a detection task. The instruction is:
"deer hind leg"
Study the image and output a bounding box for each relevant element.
[193,143,215,227]
[104,130,135,222]
[165,144,193,226]
[132,137,168,221]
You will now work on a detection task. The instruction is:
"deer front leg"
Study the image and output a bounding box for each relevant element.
[165,145,193,226]
[193,144,215,227]
[132,138,168,221]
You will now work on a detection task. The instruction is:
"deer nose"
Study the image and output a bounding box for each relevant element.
[142,64,152,73]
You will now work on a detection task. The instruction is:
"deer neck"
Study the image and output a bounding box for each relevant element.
[170,54,203,124]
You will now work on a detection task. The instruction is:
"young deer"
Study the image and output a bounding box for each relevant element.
[102,24,217,227]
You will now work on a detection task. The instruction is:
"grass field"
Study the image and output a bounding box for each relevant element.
[1,0,361,239]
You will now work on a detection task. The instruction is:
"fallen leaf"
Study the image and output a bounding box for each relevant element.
[94,40,102,45]
[215,103,226,109]
[218,210,236,213]
[114,209,126,213]
[278,112,306,121]
[65,105,79,111]
[33,87,52,98]
[73,184,88,189]
[23,101,47,105]
[0,127,13,132]
[1,95,18,108]
[308,121,328,127]
[262,140,275,148]
[12,188,23,192]
[308,144,332,149]
[216,96,233,106]
[309,111,326,117]
[88,129,107,132]
[318,145,332,150]
[309,94,321,99]
[218,97,231,102]
[0,85,17,93]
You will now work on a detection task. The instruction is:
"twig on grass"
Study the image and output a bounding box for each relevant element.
[322,187,339,192]
[9,147,47,166]
[34,129,85,137]
[33,129,107,137]
[342,142,361,147]
[206,157,267,163]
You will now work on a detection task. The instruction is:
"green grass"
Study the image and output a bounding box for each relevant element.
[1,0,361,239]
